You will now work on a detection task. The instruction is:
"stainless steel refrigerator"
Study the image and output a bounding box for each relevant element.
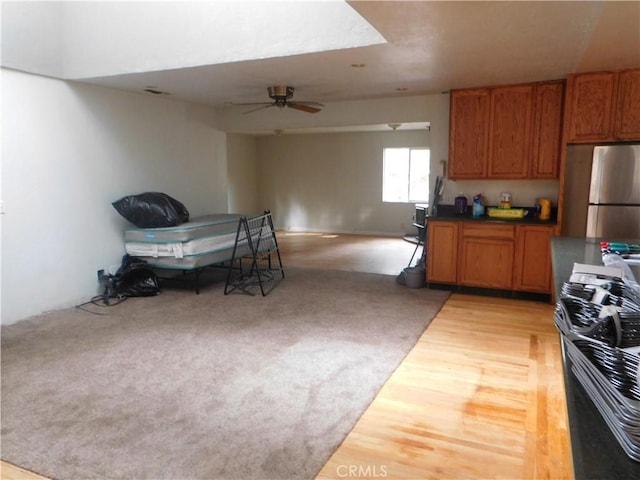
[584,144,640,238]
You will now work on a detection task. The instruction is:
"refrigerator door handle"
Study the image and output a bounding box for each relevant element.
[588,147,605,204]
[586,205,599,237]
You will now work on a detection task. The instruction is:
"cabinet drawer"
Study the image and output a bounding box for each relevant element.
[461,223,515,239]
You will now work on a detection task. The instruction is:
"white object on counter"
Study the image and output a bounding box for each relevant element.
[603,254,638,283]
[569,262,624,285]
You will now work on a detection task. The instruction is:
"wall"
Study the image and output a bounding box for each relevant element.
[231,92,451,236]
[0,74,559,324]
[256,130,432,235]
[1,69,229,324]
[226,134,259,215]
[228,94,452,234]
[220,94,450,136]
[249,93,559,232]
[442,179,559,209]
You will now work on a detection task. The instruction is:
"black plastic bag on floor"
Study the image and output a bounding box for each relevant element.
[114,255,160,297]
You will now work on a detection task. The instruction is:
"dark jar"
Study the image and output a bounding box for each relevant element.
[454,194,468,214]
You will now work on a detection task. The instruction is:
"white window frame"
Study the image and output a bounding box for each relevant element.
[382,147,430,204]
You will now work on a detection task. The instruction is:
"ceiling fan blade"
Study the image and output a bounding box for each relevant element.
[243,104,275,114]
[296,101,325,107]
[287,102,322,114]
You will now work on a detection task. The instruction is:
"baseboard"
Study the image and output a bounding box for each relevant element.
[276,226,407,237]
[426,283,552,303]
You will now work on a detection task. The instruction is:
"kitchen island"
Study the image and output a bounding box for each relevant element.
[551,236,640,479]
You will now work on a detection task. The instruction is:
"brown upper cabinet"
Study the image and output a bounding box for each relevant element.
[565,68,640,143]
[449,80,564,180]
[487,84,533,179]
[614,69,640,140]
[531,81,564,178]
[448,88,490,178]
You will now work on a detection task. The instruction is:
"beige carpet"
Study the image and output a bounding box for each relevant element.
[1,267,449,480]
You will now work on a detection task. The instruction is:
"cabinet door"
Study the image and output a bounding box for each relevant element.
[449,89,490,179]
[458,224,515,289]
[531,81,564,178]
[513,226,552,293]
[458,237,514,289]
[566,72,616,142]
[427,222,458,284]
[614,69,640,140]
[487,84,534,178]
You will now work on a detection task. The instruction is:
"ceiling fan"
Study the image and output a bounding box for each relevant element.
[234,86,324,114]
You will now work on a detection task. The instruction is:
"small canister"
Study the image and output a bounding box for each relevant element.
[454,193,468,214]
[538,198,551,220]
[500,192,511,209]
[472,193,484,218]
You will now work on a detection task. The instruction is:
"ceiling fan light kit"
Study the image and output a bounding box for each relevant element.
[235,85,324,114]
[268,85,294,101]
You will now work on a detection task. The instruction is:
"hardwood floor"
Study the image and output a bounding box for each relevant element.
[285,232,572,479]
[1,232,572,480]
[0,463,47,480]
[315,294,572,480]
[276,231,420,276]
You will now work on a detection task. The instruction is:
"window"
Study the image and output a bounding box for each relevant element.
[382,148,430,203]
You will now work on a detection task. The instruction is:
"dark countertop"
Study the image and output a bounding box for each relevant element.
[428,204,558,226]
[551,236,640,478]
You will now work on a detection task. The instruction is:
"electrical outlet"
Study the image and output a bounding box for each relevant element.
[97,269,105,283]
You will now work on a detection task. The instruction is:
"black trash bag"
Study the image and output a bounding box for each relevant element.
[114,255,160,297]
[112,192,190,228]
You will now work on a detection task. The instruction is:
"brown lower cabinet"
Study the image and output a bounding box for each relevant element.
[458,223,515,289]
[427,220,554,294]
[426,221,458,284]
[512,225,553,293]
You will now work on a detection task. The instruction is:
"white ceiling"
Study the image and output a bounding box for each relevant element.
[3,1,639,112]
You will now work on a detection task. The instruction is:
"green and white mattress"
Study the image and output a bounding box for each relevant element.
[124,214,248,270]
